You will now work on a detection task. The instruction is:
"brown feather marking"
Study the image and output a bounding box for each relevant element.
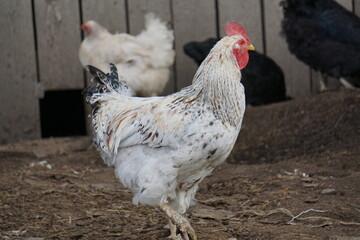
[106,130,113,149]
[151,104,158,110]
[219,53,224,63]
[212,99,219,110]
[185,97,197,104]
[121,110,131,116]
[115,110,133,129]
[184,89,202,103]
[186,178,201,190]
[172,96,183,104]
[116,118,125,129]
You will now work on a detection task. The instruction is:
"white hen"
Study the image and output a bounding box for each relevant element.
[79,13,175,96]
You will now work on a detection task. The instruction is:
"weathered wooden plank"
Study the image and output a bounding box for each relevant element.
[335,0,353,11]
[218,0,264,53]
[310,70,321,93]
[172,0,217,90]
[34,0,83,90]
[264,0,311,97]
[355,0,360,15]
[0,0,41,143]
[81,0,127,34]
[127,0,175,95]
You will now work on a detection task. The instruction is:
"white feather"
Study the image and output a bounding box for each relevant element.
[89,35,247,214]
[79,13,175,96]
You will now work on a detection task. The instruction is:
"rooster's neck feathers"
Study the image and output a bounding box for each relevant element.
[186,36,245,127]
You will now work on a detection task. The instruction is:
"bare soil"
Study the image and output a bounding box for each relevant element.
[1,90,359,240]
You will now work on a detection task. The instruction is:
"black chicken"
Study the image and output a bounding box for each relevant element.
[184,38,288,106]
[281,0,360,90]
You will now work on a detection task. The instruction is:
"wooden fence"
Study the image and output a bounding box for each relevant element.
[0,0,358,143]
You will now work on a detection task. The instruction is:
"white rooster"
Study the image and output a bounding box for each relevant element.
[84,22,255,240]
[79,13,175,96]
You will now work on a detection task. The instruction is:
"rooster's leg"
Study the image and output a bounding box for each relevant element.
[160,204,197,240]
[168,220,182,240]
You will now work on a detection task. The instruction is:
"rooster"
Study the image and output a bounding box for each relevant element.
[84,22,254,240]
[281,0,360,90]
[184,38,288,106]
[79,13,175,96]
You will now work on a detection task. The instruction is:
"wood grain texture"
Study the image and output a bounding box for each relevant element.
[218,0,264,53]
[34,0,83,90]
[355,0,360,15]
[0,0,41,143]
[335,0,353,11]
[172,0,217,90]
[310,70,321,93]
[264,0,311,97]
[127,0,175,95]
[81,0,127,34]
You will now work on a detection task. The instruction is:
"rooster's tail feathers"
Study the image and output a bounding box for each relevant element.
[84,64,133,102]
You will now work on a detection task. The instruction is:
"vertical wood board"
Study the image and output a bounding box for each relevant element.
[335,0,353,11]
[218,0,264,53]
[264,0,311,97]
[34,0,83,90]
[0,0,41,143]
[81,0,127,34]
[355,0,360,14]
[172,0,217,90]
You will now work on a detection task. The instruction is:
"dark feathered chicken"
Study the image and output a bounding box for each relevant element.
[281,0,360,89]
[184,38,288,106]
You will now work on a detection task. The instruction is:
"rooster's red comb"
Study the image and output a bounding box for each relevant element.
[225,22,247,37]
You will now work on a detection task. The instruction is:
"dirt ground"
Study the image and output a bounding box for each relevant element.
[1,90,359,240]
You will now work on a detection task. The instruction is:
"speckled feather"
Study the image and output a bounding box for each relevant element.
[85,33,250,214]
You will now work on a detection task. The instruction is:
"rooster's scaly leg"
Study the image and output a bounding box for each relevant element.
[160,204,197,240]
[167,220,182,240]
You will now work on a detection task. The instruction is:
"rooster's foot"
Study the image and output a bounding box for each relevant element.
[160,204,197,240]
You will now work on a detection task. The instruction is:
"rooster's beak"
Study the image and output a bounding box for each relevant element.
[246,44,255,51]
